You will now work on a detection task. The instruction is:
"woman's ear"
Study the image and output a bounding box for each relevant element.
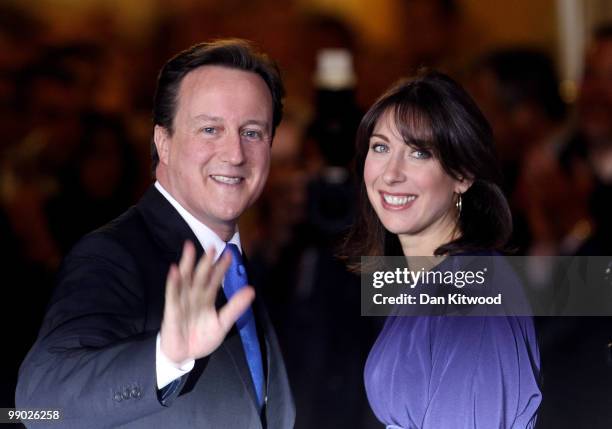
[454,176,474,194]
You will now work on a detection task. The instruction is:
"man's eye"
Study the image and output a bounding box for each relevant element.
[371,143,389,153]
[242,130,263,139]
[202,127,217,134]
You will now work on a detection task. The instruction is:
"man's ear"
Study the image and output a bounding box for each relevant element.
[455,176,474,195]
[154,125,170,166]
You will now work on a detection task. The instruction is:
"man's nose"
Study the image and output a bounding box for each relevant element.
[221,131,246,165]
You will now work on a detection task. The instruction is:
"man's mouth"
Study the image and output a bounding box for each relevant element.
[211,175,244,185]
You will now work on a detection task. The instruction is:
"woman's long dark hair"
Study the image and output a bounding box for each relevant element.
[343,70,512,266]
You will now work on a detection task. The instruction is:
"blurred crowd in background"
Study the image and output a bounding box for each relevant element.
[2,0,612,427]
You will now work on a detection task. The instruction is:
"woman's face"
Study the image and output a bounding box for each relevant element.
[363,109,468,254]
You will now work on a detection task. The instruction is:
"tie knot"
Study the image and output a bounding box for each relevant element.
[224,242,241,258]
[224,243,246,278]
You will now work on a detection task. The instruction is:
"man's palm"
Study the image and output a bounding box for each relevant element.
[160,241,254,363]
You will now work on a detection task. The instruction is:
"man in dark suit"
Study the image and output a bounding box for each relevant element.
[16,39,295,428]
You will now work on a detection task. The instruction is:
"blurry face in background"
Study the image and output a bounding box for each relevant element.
[468,70,516,160]
[577,37,612,184]
[80,130,123,199]
[30,77,83,159]
[363,109,467,254]
[400,0,457,66]
[578,38,612,144]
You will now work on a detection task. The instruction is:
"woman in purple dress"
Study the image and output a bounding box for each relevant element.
[344,70,541,428]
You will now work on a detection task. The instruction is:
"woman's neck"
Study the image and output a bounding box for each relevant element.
[398,219,460,258]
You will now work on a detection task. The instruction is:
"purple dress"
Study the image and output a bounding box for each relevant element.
[364,256,541,428]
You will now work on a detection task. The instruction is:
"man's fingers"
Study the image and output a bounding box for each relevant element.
[164,264,180,309]
[193,246,217,292]
[218,286,255,332]
[178,241,196,283]
[205,251,232,300]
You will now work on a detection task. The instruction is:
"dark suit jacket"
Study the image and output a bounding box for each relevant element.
[16,186,295,428]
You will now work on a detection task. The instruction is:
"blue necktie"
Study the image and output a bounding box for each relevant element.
[222,243,265,409]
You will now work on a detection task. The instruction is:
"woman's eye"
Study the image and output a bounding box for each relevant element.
[411,149,431,159]
[202,127,217,134]
[371,143,389,153]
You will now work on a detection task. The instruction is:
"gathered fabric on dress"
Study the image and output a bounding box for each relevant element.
[365,315,541,428]
[364,254,541,429]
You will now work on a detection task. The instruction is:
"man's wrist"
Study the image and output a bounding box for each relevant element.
[155,333,195,389]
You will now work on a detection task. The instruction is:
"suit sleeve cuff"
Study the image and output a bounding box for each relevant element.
[155,332,195,389]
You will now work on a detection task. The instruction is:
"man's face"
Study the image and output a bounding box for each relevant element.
[155,65,273,240]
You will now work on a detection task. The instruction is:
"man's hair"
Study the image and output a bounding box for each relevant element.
[151,39,284,172]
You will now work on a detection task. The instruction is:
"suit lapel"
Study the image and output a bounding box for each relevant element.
[136,186,205,263]
[222,324,261,410]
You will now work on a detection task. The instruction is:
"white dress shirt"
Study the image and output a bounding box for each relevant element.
[154,181,242,389]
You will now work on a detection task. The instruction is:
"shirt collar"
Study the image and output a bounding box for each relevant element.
[154,181,241,261]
